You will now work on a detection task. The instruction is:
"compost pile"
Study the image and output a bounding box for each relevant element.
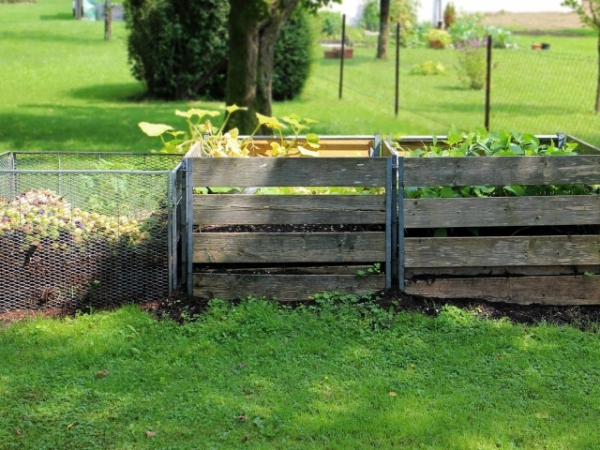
[0,189,169,311]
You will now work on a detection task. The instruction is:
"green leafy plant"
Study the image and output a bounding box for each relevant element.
[321,10,342,38]
[139,105,320,158]
[443,2,456,28]
[426,28,452,48]
[456,38,487,90]
[395,129,600,200]
[409,61,446,75]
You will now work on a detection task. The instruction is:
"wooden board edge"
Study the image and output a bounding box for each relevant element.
[192,273,384,301]
[405,275,600,305]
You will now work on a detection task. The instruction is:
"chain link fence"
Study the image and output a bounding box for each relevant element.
[0,152,184,312]
[320,32,600,146]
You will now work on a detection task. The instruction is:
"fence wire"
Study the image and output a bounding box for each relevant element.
[0,152,183,312]
[322,37,600,145]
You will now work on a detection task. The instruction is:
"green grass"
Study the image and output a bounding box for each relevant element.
[2,0,600,151]
[1,299,600,449]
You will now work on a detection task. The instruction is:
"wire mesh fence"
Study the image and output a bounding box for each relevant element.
[0,152,184,312]
[319,34,600,146]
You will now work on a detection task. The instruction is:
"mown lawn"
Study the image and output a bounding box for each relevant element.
[1,0,600,152]
[1,299,600,449]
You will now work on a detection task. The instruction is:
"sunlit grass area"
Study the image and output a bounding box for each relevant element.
[1,300,600,449]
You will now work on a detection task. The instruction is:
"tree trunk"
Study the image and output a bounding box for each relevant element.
[225,0,263,134]
[104,0,112,41]
[256,1,299,132]
[376,0,390,59]
[226,0,300,134]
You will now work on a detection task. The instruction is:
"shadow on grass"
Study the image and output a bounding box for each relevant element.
[69,82,146,102]
[0,30,106,45]
[0,104,172,151]
[39,13,74,21]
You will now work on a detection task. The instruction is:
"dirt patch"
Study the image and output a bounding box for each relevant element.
[148,288,600,332]
[2,288,599,331]
[481,11,584,31]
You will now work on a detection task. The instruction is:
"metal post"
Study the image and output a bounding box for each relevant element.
[185,157,194,296]
[397,156,405,291]
[390,153,398,285]
[485,35,492,131]
[385,158,393,289]
[339,14,346,100]
[395,22,400,117]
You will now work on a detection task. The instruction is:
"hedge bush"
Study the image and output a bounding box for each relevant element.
[123,0,312,101]
[123,0,229,100]
[272,7,313,102]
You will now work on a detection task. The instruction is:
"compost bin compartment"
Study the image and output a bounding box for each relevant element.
[0,151,184,312]
[184,136,399,301]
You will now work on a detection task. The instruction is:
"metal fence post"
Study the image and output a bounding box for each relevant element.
[397,156,405,291]
[185,156,194,296]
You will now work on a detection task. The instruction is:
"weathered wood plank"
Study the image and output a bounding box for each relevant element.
[193,273,384,301]
[199,265,380,275]
[405,235,600,267]
[193,232,386,263]
[403,155,600,186]
[193,195,386,225]
[405,196,600,228]
[193,158,388,187]
[405,275,600,305]
[406,265,600,278]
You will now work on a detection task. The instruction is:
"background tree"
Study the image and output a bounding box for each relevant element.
[562,0,600,112]
[226,0,339,134]
[376,0,391,59]
[362,0,418,55]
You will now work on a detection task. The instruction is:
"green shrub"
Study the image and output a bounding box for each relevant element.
[361,0,379,32]
[409,61,446,75]
[320,10,342,38]
[123,0,229,100]
[272,7,313,101]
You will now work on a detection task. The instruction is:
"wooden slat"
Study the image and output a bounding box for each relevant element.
[405,196,600,228]
[193,194,386,225]
[193,232,385,263]
[403,155,600,186]
[193,273,384,301]
[199,265,380,275]
[405,275,600,305]
[405,235,600,267]
[406,265,600,278]
[193,158,388,187]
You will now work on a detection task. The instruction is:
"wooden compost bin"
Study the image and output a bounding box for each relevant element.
[185,136,397,301]
[396,137,600,305]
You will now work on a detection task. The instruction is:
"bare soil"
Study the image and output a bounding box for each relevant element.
[481,11,584,31]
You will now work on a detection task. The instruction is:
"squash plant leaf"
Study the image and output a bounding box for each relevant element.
[138,122,173,137]
[503,185,526,196]
[440,187,455,198]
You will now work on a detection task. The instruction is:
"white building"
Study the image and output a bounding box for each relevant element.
[321,0,572,26]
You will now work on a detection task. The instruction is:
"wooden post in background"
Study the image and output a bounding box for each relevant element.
[104,0,112,40]
[339,14,346,100]
[485,35,492,130]
[395,22,400,117]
